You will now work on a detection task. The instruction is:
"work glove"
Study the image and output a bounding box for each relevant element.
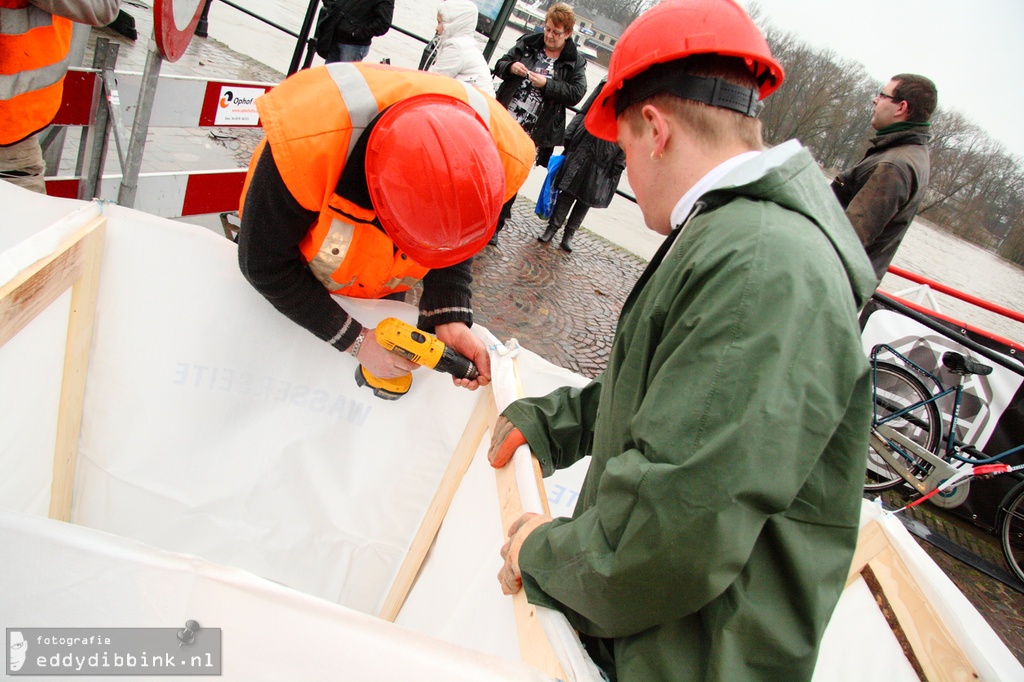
[488,416,527,468]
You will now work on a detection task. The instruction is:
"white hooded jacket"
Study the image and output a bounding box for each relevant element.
[429,0,495,97]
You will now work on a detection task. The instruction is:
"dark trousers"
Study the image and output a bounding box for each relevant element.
[493,147,555,237]
[548,192,589,236]
[494,194,516,236]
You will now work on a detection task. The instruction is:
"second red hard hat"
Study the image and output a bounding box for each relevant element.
[585,0,784,142]
[365,94,505,269]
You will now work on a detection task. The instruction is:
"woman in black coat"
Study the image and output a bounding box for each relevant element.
[488,2,587,245]
[538,80,625,252]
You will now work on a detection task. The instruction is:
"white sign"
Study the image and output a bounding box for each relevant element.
[214,87,263,126]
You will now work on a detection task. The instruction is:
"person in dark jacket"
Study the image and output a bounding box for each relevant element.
[321,0,394,63]
[538,80,625,252]
[488,2,587,245]
[831,73,937,282]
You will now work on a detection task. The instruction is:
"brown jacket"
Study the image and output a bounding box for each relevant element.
[831,127,931,281]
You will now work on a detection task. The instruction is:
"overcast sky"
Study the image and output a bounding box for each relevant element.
[746,0,1024,160]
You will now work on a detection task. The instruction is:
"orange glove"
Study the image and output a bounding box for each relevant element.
[488,416,527,468]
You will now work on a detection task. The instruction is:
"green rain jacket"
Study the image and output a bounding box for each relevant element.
[503,142,878,681]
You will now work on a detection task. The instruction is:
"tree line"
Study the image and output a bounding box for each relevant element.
[752,14,1024,267]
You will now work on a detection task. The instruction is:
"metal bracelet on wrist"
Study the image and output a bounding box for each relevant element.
[349,328,369,358]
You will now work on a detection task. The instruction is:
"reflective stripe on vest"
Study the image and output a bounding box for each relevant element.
[306,196,428,299]
[0,6,72,144]
[308,217,356,290]
[325,63,492,163]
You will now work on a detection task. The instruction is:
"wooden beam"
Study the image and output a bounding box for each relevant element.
[0,216,106,522]
[847,518,978,681]
[846,520,888,587]
[378,389,497,622]
[493,455,566,679]
[493,353,565,679]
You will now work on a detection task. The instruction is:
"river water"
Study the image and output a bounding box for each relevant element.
[202,0,1024,345]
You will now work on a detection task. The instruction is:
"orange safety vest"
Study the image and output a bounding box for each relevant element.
[241,62,534,299]
[0,1,74,145]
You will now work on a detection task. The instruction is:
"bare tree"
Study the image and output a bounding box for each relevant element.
[758,23,876,170]
[745,1,1024,268]
[569,0,651,26]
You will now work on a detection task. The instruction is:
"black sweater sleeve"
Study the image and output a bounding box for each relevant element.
[237,142,363,352]
[238,141,475,344]
[418,258,474,333]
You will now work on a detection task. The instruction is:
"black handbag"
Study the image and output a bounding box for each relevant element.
[314,2,343,59]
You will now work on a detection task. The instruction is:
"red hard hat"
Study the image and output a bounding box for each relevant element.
[365,94,505,269]
[585,0,784,142]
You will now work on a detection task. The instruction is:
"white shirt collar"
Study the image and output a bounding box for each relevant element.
[667,139,807,230]
[669,150,760,230]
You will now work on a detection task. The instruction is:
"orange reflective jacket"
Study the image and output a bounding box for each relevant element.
[0,3,74,145]
[242,62,534,298]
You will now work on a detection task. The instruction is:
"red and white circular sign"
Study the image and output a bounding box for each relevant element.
[153,0,206,62]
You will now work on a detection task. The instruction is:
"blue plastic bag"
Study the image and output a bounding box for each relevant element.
[535,154,565,220]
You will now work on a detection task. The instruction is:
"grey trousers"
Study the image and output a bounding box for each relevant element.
[0,135,47,194]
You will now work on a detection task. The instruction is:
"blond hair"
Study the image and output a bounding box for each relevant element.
[622,55,764,151]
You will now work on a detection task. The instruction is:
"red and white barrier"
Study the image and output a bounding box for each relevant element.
[48,68,274,217]
[46,169,246,217]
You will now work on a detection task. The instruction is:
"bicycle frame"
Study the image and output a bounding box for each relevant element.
[870,344,1024,495]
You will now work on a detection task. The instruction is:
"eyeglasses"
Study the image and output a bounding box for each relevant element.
[876,91,902,102]
[543,25,565,37]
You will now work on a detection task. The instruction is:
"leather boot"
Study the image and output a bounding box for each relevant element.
[559,204,588,253]
[538,224,558,243]
[559,226,576,252]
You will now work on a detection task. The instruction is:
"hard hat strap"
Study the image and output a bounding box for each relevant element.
[615,62,762,118]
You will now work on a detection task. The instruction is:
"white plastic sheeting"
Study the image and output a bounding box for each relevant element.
[1,181,1022,681]
[0,510,550,681]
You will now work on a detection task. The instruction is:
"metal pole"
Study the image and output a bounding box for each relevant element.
[117,39,163,208]
[288,0,320,75]
[195,0,214,38]
[483,0,517,62]
[78,38,119,201]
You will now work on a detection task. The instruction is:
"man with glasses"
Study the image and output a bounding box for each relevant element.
[831,74,938,282]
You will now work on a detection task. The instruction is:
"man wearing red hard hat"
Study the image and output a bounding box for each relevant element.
[488,1,877,679]
[238,63,534,386]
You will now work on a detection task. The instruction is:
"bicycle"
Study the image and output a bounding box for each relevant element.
[864,343,1024,584]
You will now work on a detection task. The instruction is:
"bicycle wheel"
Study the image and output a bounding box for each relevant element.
[864,362,941,492]
[1000,483,1024,585]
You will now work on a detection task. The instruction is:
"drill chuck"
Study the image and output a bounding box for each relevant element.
[436,347,480,380]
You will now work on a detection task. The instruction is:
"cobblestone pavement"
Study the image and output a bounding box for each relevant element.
[470,198,645,378]
[77,9,1023,666]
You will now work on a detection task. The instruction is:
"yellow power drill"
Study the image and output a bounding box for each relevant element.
[355,317,480,400]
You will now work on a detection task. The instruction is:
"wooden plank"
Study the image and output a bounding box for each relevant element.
[377,389,497,622]
[493,455,566,680]
[0,217,106,521]
[0,221,95,348]
[846,520,888,587]
[867,542,978,682]
[511,353,552,517]
[49,218,106,521]
[494,353,565,680]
